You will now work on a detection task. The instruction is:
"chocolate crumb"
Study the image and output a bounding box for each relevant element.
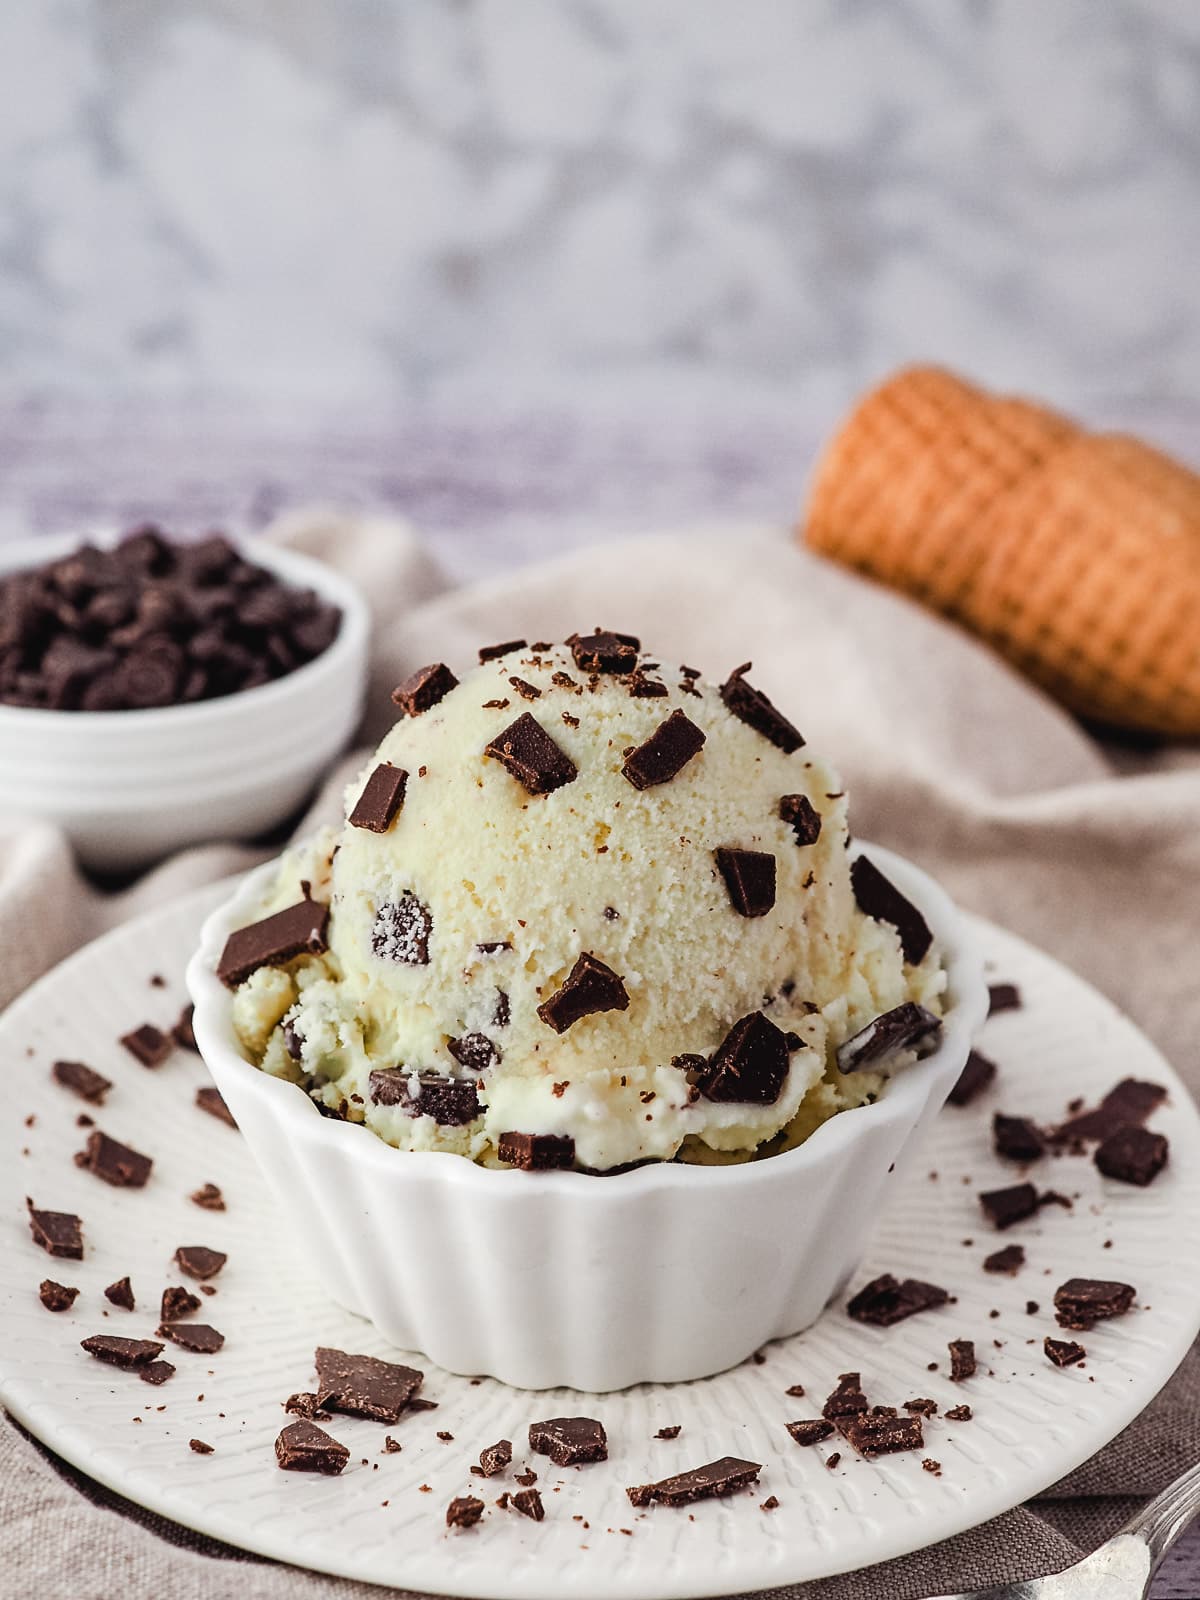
[825,1452,841,1470]
[485,712,577,796]
[473,1439,512,1478]
[786,1419,835,1446]
[138,1360,176,1386]
[509,675,541,701]
[511,1487,545,1521]
[979,1182,1040,1230]
[944,1405,973,1422]
[987,983,1022,1014]
[162,1285,201,1321]
[216,899,328,987]
[189,1438,214,1455]
[903,1398,938,1416]
[38,1279,79,1312]
[655,1425,681,1439]
[174,1245,226,1280]
[994,1113,1046,1163]
[447,1495,485,1529]
[190,1183,225,1211]
[158,1322,224,1354]
[383,1436,401,1453]
[984,1244,1026,1275]
[922,1459,942,1476]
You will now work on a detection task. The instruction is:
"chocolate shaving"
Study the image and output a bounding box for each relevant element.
[51,1060,111,1104]
[627,669,668,698]
[275,1420,349,1475]
[315,1346,425,1423]
[348,764,408,833]
[621,709,706,790]
[81,1334,164,1369]
[837,1002,942,1073]
[948,1049,997,1107]
[120,1024,172,1068]
[714,847,777,918]
[538,953,629,1033]
[846,1273,949,1326]
[850,856,933,964]
[779,793,822,845]
[720,663,804,753]
[485,712,577,796]
[217,899,329,987]
[75,1130,153,1189]
[391,662,458,716]
[627,1456,761,1509]
[1053,1278,1136,1331]
[27,1201,83,1260]
[529,1417,608,1466]
[1094,1125,1168,1186]
[496,1132,575,1171]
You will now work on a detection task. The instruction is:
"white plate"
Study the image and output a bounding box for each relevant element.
[1,883,1198,1600]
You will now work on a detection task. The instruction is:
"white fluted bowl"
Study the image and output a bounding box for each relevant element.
[187,842,986,1392]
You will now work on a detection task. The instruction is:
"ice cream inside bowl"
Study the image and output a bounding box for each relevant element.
[221,632,948,1175]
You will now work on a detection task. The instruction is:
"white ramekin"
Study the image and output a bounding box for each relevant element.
[0,532,369,872]
[187,842,987,1392]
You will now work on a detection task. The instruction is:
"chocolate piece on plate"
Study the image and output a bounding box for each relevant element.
[473,1439,512,1478]
[510,1488,545,1521]
[846,1273,949,1326]
[369,1069,480,1125]
[837,1002,942,1073]
[838,1410,924,1458]
[850,857,933,965]
[371,893,433,966]
[987,983,1022,1015]
[51,1060,112,1104]
[348,763,409,833]
[38,1279,79,1312]
[104,1276,135,1311]
[496,1132,575,1171]
[195,1086,237,1128]
[993,1113,1046,1163]
[447,1495,486,1529]
[189,1438,214,1455]
[1045,1337,1086,1368]
[158,1322,224,1354]
[120,1024,172,1068]
[81,1334,164,1369]
[529,1417,608,1466]
[315,1346,425,1423]
[945,1404,973,1422]
[785,1419,834,1447]
[479,639,526,662]
[275,1420,349,1475]
[217,899,329,987]
[138,1360,176,1386]
[1094,1125,1168,1186]
[948,1339,976,1382]
[627,1456,761,1509]
[537,953,629,1034]
[983,1244,1026,1275]
[284,1393,328,1420]
[948,1049,997,1107]
[655,1424,682,1439]
[27,1202,84,1260]
[979,1182,1040,1230]
[1055,1078,1167,1144]
[621,709,706,790]
[485,712,577,796]
[779,793,822,845]
[173,1005,198,1052]
[567,630,639,674]
[174,1245,226,1281]
[162,1285,201,1321]
[903,1398,938,1417]
[822,1372,869,1421]
[75,1130,153,1189]
[190,1182,225,1211]
[1053,1278,1136,1331]
[694,1011,795,1105]
[391,662,458,717]
[714,847,776,918]
[720,663,804,754]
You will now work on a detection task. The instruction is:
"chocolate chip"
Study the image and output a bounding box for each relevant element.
[948,1049,997,1106]
[173,1005,198,1052]
[987,983,1022,1014]
[173,1245,226,1280]
[838,1410,923,1458]
[217,899,329,987]
[529,1417,608,1466]
[371,893,433,966]
[786,1419,834,1446]
[948,1339,976,1381]
[447,1494,485,1528]
[537,953,629,1034]
[189,1438,214,1455]
[195,1086,237,1128]
[979,1182,1040,1230]
[994,1113,1046,1163]
[51,1060,111,1104]
[138,1360,176,1386]
[509,676,541,701]
[104,1277,135,1311]
[779,793,822,845]
[391,662,458,716]
[850,857,933,964]
[510,1488,544,1521]
[75,1130,153,1188]
[1095,1125,1168,1186]
[315,1346,425,1423]
[496,1132,575,1171]
[694,1012,795,1105]
[158,1322,224,1354]
[446,1034,499,1072]
[621,709,706,790]
[714,847,776,918]
[474,1439,512,1478]
[719,663,804,753]
[38,1280,79,1312]
[275,1420,349,1475]
[348,764,408,833]
[568,631,639,674]
[27,1201,83,1260]
[983,1244,1026,1275]
[846,1274,949,1326]
[162,1286,201,1321]
[81,1335,164,1369]
[1053,1278,1136,1331]
[822,1373,869,1420]
[1055,1078,1167,1144]
[479,640,526,662]
[368,1069,480,1126]
[627,1456,761,1509]
[1045,1337,1086,1368]
[485,712,577,795]
[944,1404,973,1422]
[836,1002,942,1073]
[190,1182,225,1211]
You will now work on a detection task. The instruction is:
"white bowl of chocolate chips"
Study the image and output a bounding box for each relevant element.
[0,527,368,871]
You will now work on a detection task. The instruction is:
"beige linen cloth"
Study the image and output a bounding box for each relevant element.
[3,515,1199,1600]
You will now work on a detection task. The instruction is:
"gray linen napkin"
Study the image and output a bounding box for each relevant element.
[2,517,1197,1600]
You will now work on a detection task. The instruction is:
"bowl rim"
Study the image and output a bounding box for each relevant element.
[187,839,989,1197]
[0,529,370,732]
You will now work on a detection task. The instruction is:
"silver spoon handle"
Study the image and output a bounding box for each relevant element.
[1118,1458,1200,1570]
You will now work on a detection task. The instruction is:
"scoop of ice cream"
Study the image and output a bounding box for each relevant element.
[229,633,945,1171]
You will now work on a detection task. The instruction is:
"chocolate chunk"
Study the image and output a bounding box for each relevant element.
[568,630,639,674]
[846,1273,949,1326]
[476,940,512,955]
[173,1005,198,1052]
[822,1373,869,1421]
[51,1060,111,1104]
[984,1244,1026,1275]
[447,1033,499,1072]
[786,1419,834,1446]
[81,1334,164,1369]
[1056,1079,1168,1144]
[655,1425,682,1439]
[195,1086,237,1128]
[479,640,526,662]
[621,709,706,790]
[714,847,777,918]
[174,1245,226,1280]
[979,1182,1040,1230]
[120,1024,171,1068]
[138,1360,176,1386]
[104,1277,135,1311]
[474,1439,512,1478]
[217,899,329,987]
[838,1410,923,1458]
[693,1011,795,1105]
[368,1069,480,1125]
[720,663,804,753]
[1045,1337,1086,1367]
[492,989,510,1027]
[627,1456,761,1509]
[348,764,408,833]
[315,1346,425,1423]
[275,1420,349,1475]
[158,1322,224,1354]
[496,1131,576,1171]
[944,1404,973,1422]
[27,1202,83,1259]
[529,1417,608,1466]
[75,1130,153,1189]
[537,953,629,1034]
[382,1434,401,1452]
[1095,1125,1169,1186]
[949,1339,976,1381]
[39,1279,79,1312]
[779,794,822,846]
[836,1002,942,1073]
[284,1393,328,1420]
[903,1398,938,1416]
[509,676,541,701]
[850,857,933,965]
[485,712,577,796]
[371,893,433,966]
[987,983,1022,1014]
[948,1049,997,1107]
[627,669,668,698]
[447,1494,486,1528]
[391,662,458,716]
[162,1286,201,1321]
[511,1488,544,1521]
[189,1438,214,1455]
[994,1113,1046,1163]
[190,1182,225,1211]
[1053,1278,1136,1331]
